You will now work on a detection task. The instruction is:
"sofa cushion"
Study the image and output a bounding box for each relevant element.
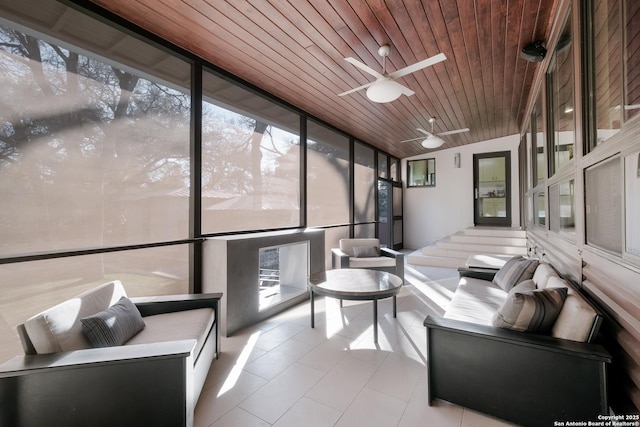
[551,294,598,342]
[124,308,215,360]
[492,287,568,333]
[444,278,508,325]
[545,276,572,293]
[24,281,128,354]
[352,245,380,257]
[508,279,537,294]
[533,263,559,289]
[81,297,146,348]
[492,256,539,292]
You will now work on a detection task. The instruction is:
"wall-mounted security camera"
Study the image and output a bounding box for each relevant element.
[521,40,546,62]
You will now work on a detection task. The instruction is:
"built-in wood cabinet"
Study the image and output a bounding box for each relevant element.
[479,157,506,182]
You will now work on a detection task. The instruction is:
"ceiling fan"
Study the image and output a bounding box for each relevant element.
[338,45,446,103]
[400,118,470,149]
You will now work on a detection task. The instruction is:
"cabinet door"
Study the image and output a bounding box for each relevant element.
[479,160,492,182]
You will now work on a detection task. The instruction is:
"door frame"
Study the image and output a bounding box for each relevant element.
[473,151,512,226]
[377,178,403,249]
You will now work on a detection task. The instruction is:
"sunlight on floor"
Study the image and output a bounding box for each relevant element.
[217,331,261,398]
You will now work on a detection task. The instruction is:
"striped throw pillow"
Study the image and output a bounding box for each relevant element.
[492,287,568,333]
[81,296,145,347]
[492,256,539,292]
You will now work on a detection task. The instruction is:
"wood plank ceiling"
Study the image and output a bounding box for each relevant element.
[87,0,557,159]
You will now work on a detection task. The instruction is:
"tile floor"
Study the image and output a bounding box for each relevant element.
[194,265,517,427]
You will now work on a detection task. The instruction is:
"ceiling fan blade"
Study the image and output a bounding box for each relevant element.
[436,128,470,136]
[399,85,415,97]
[338,81,375,97]
[416,127,433,137]
[387,53,447,79]
[344,57,383,79]
[400,136,426,143]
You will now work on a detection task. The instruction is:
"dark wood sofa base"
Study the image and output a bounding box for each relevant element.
[424,315,611,427]
[1,292,222,427]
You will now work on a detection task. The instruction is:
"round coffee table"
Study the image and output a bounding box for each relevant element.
[308,269,403,343]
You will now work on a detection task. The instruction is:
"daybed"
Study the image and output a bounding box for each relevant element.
[0,280,221,427]
[424,257,611,427]
[332,238,405,283]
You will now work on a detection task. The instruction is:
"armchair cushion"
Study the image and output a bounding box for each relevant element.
[339,238,381,257]
[81,297,145,348]
[347,256,397,268]
[353,245,380,258]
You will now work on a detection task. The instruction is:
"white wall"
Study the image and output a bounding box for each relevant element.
[402,134,521,249]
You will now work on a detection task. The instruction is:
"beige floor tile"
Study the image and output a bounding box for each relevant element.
[272,397,342,427]
[305,353,384,411]
[238,363,324,423]
[244,337,316,380]
[365,351,425,402]
[296,334,352,372]
[335,387,406,427]
[209,407,270,427]
[253,321,307,352]
[195,370,267,426]
[398,376,464,427]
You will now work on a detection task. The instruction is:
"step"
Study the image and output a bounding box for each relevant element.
[449,232,526,246]
[407,251,466,268]
[460,227,526,238]
[432,239,527,255]
[420,245,524,260]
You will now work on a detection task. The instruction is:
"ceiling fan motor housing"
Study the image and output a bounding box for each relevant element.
[377,45,391,57]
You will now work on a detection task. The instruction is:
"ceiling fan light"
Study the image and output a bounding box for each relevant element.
[421,135,445,149]
[366,79,403,103]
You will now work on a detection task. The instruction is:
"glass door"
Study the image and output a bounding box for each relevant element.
[377,179,403,249]
[474,152,511,226]
[378,179,392,248]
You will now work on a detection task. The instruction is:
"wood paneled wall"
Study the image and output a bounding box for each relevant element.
[528,230,640,413]
[582,251,640,412]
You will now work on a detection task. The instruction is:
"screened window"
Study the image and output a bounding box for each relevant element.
[625,0,640,121]
[354,142,375,223]
[548,12,575,174]
[0,245,189,333]
[549,184,560,233]
[592,0,622,146]
[535,192,546,227]
[526,128,533,189]
[200,71,300,233]
[306,120,350,227]
[559,179,576,235]
[585,156,622,255]
[534,93,546,185]
[548,180,575,236]
[625,152,640,257]
[378,153,388,179]
[0,14,191,256]
[390,158,399,182]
